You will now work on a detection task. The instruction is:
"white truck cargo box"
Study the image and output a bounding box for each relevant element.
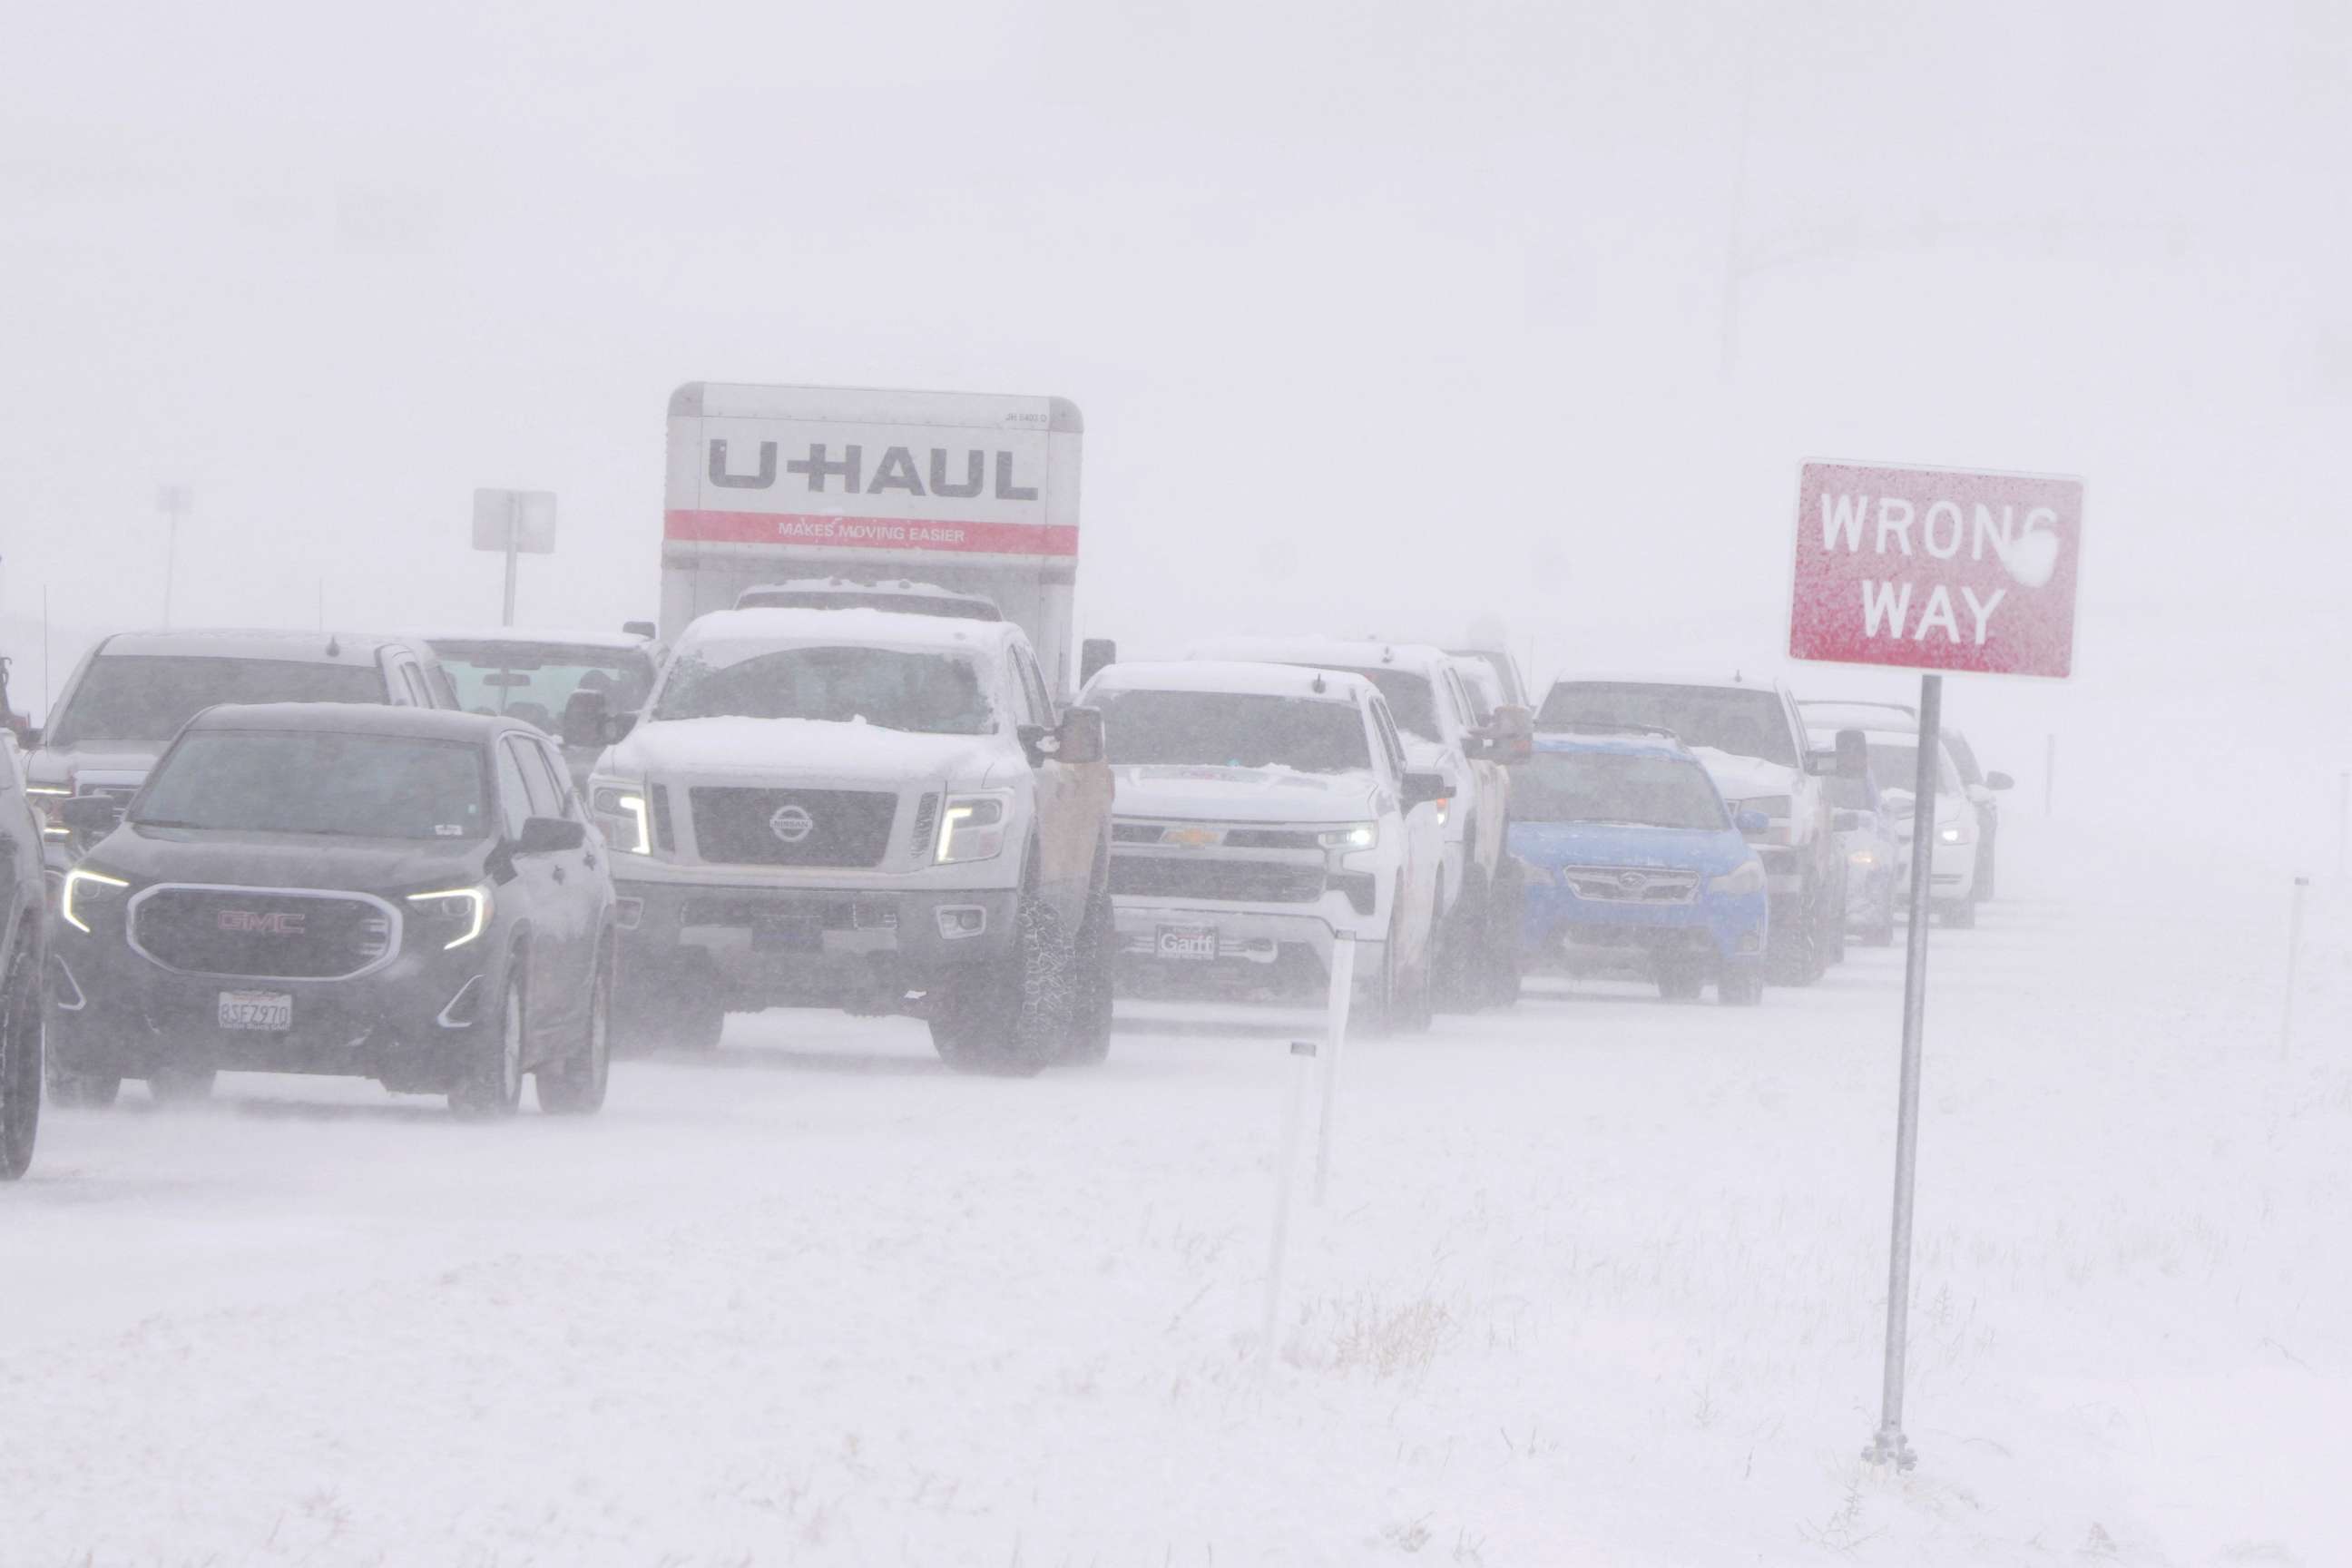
[662,383,1084,691]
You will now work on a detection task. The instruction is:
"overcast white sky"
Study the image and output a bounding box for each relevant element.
[5,0,2347,852]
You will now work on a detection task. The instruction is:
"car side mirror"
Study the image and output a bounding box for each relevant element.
[515,815,586,854]
[1017,723,1059,765]
[62,795,121,835]
[1735,808,1770,835]
[1079,638,1117,688]
[1832,808,1863,832]
[1401,769,1449,811]
[1835,729,1869,780]
[1054,706,1105,765]
[1492,703,1534,765]
[1985,770,2014,791]
[622,620,657,641]
[20,727,39,748]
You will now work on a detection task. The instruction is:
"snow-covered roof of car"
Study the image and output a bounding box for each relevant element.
[1532,728,1693,762]
[1547,672,1788,695]
[94,628,421,662]
[1085,661,1375,703]
[415,627,653,652]
[673,606,1017,658]
[1802,709,1930,738]
[1188,634,1457,677]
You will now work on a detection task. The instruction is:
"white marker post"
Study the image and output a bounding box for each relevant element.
[1313,935,1357,1207]
[2282,876,2309,1057]
[1261,1039,1317,1377]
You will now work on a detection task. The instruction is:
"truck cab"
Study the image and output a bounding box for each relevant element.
[1186,635,1524,1010]
[576,608,1113,1074]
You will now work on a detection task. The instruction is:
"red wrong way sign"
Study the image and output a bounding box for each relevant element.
[1789,461,2084,679]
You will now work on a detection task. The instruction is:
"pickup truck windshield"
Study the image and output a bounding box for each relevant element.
[1539,682,1797,767]
[430,642,657,738]
[49,655,384,749]
[135,731,489,839]
[655,645,994,734]
[1327,668,1438,742]
[1514,751,1729,830]
[1096,690,1371,774]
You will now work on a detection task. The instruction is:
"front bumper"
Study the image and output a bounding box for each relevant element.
[1521,883,1768,975]
[47,937,497,1091]
[612,876,1019,1009]
[1111,894,1383,1001]
[1896,835,1977,901]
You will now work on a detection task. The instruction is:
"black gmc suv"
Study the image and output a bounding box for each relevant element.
[48,703,614,1117]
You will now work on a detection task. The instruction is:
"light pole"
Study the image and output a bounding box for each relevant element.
[157,485,193,626]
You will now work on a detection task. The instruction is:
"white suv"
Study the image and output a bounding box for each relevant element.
[1082,661,1447,1032]
[1189,637,1524,1008]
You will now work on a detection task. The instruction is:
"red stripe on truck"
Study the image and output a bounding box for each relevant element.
[666,509,1078,557]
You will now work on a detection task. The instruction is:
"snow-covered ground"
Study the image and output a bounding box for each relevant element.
[5,814,2347,1567]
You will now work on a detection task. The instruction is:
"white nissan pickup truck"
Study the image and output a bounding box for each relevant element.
[572,607,1114,1074]
[1079,661,1448,1033]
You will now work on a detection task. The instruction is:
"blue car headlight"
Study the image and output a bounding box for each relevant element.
[1710,859,1766,897]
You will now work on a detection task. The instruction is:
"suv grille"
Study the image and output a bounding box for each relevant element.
[1560,866,1700,904]
[1109,857,1326,904]
[132,888,396,979]
[689,788,897,867]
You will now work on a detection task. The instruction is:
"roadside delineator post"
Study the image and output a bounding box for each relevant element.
[2282,876,2310,1057]
[1261,1039,1317,1377]
[1313,935,1357,1207]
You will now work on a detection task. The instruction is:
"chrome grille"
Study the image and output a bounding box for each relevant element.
[1560,866,1700,905]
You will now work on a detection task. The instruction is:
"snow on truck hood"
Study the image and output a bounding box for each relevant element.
[1112,764,1381,825]
[609,717,1005,788]
[1688,746,1798,806]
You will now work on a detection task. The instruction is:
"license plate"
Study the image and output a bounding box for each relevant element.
[218,990,292,1031]
[1156,924,1220,962]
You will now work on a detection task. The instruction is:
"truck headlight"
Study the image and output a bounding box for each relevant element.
[1936,824,1964,845]
[1710,859,1766,896]
[1318,822,1377,850]
[60,866,130,933]
[591,783,652,855]
[406,884,493,949]
[1849,848,1877,867]
[936,791,1012,864]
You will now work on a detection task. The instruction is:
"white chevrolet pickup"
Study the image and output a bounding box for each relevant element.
[1080,661,1448,1033]
[572,608,1114,1074]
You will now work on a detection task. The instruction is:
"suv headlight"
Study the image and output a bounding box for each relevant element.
[1318,822,1377,851]
[936,790,1014,865]
[590,781,652,855]
[1936,823,1965,845]
[406,883,493,949]
[1710,859,1766,896]
[60,866,130,933]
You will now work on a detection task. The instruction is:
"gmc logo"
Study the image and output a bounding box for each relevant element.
[217,909,306,936]
[710,441,1037,502]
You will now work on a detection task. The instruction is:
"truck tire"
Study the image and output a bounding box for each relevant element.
[1766,874,1827,985]
[1059,881,1115,1066]
[931,890,1073,1076]
[613,957,724,1055]
[536,950,612,1115]
[1434,865,1486,1013]
[1,935,40,1180]
[1481,857,1525,1007]
[1351,908,1404,1038]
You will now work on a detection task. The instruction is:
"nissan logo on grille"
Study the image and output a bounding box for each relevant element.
[216,909,307,936]
[769,803,815,844]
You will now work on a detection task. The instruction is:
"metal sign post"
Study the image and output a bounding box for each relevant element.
[1787,459,2085,1472]
[471,488,557,626]
[1863,672,1943,1471]
[156,485,192,627]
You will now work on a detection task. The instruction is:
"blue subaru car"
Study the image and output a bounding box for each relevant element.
[1513,729,1769,1004]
